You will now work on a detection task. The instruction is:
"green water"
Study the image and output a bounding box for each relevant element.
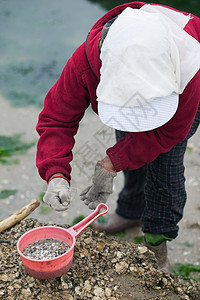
[0,0,105,107]
[1,0,199,107]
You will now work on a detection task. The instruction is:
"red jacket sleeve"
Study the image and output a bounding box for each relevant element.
[107,70,200,171]
[36,47,90,182]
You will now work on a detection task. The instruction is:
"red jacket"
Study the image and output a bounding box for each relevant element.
[36,2,200,182]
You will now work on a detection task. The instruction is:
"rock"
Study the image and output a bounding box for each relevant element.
[60,293,73,300]
[84,280,92,292]
[84,237,93,244]
[62,282,69,290]
[74,286,82,295]
[115,251,123,258]
[138,246,148,254]
[115,261,129,274]
[21,288,32,297]
[182,296,190,300]
[94,287,105,297]
[130,265,138,273]
[105,287,112,297]
[0,274,15,281]
[96,242,105,251]
[176,287,183,294]
[162,277,168,287]
[13,283,22,289]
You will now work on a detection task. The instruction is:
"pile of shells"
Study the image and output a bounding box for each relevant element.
[0,218,199,300]
[22,238,70,260]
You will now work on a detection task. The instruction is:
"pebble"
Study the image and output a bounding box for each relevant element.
[0,274,15,281]
[21,288,32,297]
[84,280,91,292]
[22,238,70,260]
[62,282,69,290]
[94,287,105,297]
[138,246,148,254]
[177,287,183,294]
[105,287,112,297]
[115,261,128,274]
[75,286,82,295]
[116,251,123,258]
[130,265,138,273]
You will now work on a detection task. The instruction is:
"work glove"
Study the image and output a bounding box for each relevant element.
[43,177,71,211]
[80,163,117,209]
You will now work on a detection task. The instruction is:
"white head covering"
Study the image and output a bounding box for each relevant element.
[97,6,200,132]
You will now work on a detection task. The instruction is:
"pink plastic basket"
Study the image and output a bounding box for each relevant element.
[17,203,108,279]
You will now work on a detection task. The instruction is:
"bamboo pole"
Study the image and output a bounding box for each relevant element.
[0,199,40,233]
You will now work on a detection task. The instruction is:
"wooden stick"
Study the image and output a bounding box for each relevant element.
[0,199,40,233]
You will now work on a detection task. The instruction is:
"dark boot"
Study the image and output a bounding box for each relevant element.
[93,212,142,234]
[144,239,170,273]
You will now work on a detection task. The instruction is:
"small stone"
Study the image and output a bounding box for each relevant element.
[21,288,32,297]
[0,274,9,281]
[84,280,91,292]
[96,242,105,251]
[176,287,183,294]
[84,238,93,244]
[75,286,82,295]
[154,286,161,290]
[162,277,168,286]
[13,283,22,289]
[0,274,16,281]
[105,287,112,297]
[182,295,190,300]
[116,251,123,258]
[62,282,69,290]
[115,262,128,274]
[61,293,73,299]
[94,287,105,297]
[130,266,138,273]
[138,246,148,254]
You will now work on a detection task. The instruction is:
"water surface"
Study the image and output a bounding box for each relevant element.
[0,0,105,106]
[1,0,199,107]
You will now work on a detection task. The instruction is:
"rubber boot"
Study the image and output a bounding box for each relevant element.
[93,212,142,234]
[144,239,170,273]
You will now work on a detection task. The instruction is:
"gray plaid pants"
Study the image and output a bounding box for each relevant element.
[115,103,200,238]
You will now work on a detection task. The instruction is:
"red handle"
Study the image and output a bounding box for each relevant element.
[67,203,109,238]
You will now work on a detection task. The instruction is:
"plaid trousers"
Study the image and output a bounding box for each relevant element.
[115,103,200,238]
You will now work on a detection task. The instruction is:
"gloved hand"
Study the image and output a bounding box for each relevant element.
[80,163,117,209]
[44,177,71,211]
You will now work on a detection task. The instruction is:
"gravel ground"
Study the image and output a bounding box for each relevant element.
[0,93,200,275]
[0,218,200,300]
